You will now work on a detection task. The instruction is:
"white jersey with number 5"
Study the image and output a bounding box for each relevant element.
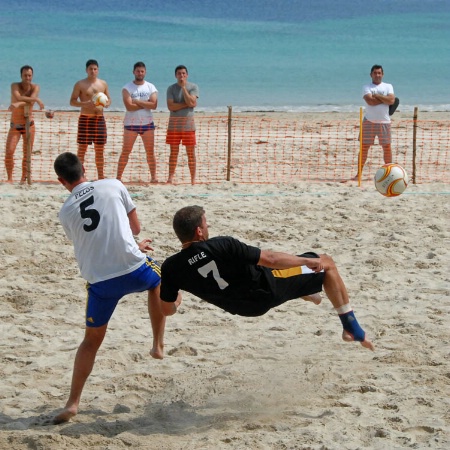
[59,179,145,284]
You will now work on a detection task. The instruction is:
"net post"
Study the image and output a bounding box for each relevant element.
[412,106,418,184]
[24,104,32,185]
[227,105,232,181]
[358,107,363,187]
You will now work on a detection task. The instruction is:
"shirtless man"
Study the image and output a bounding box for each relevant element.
[5,65,44,183]
[70,59,111,179]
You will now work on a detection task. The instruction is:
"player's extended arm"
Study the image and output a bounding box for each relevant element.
[258,250,324,272]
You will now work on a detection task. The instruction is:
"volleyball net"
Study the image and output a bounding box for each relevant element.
[1,109,448,184]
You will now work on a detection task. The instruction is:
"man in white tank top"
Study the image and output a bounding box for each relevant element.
[117,62,158,183]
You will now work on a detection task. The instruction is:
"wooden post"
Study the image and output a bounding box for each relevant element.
[24,104,32,185]
[412,107,418,184]
[358,107,363,187]
[227,106,232,181]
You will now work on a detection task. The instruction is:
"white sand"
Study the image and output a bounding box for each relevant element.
[0,113,449,449]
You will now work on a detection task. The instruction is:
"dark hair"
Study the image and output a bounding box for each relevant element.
[86,59,99,69]
[173,205,205,242]
[134,61,146,70]
[175,65,188,75]
[370,64,383,74]
[54,152,84,183]
[20,65,33,75]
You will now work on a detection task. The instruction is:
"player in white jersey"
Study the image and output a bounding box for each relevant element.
[117,61,158,183]
[51,152,172,425]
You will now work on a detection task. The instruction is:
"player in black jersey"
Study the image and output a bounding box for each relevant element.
[160,205,374,351]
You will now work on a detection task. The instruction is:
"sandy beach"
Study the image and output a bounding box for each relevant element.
[0,111,449,449]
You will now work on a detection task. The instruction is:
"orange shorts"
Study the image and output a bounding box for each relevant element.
[166,130,196,146]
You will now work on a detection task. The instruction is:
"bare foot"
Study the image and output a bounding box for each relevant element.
[166,178,173,185]
[52,405,78,425]
[342,330,375,351]
[150,345,164,360]
[150,179,159,184]
[301,293,322,305]
[341,175,359,183]
[360,339,375,351]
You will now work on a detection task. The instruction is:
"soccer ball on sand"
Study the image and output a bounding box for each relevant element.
[92,92,108,107]
[374,163,408,197]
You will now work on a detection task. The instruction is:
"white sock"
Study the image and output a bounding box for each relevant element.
[335,304,352,315]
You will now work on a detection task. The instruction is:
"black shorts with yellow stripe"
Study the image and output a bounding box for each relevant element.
[271,252,325,306]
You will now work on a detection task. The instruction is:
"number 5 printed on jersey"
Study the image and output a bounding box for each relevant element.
[80,195,100,232]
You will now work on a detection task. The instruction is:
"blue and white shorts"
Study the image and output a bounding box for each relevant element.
[85,257,161,327]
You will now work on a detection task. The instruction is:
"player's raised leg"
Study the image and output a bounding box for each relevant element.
[320,254,374,351]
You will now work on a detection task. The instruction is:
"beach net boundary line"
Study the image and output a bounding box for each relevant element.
[1,110,448,184]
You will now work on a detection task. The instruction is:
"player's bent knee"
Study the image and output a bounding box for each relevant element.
[320,254,336,270]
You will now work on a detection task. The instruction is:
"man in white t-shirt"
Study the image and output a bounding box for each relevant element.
[51,152,174,424]
[353,65,395,179]
[117,62,158,183]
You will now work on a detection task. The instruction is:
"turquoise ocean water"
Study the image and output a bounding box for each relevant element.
[1,0,449,113]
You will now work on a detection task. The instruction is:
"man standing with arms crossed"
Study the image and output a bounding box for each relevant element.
[117,61,159,183]
[5,65,45,183]
[70,59,111,179]
[353,64,395,180]
[166,65,199,185]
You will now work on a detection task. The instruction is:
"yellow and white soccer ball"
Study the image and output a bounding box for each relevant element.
[92,92,108,107]
[374,163,408,197]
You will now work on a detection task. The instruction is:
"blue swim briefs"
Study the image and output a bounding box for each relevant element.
[124,122,155,135]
